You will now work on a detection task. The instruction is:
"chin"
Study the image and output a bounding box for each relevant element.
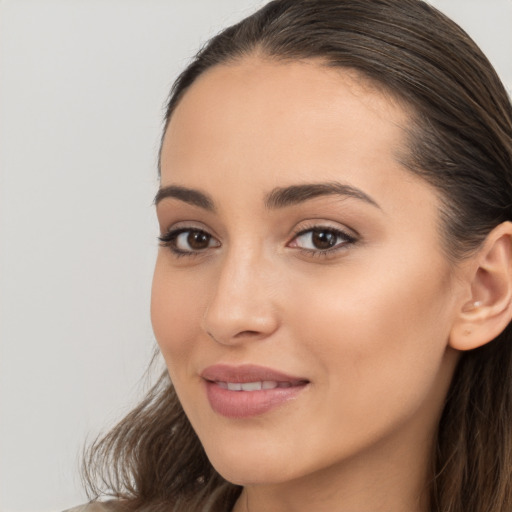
[204,440,302,486]
[213,463,293,487]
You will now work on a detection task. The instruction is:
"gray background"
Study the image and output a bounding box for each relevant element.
[1,1,511,510]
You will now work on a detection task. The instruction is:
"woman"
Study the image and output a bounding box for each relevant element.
[76,0,512,510]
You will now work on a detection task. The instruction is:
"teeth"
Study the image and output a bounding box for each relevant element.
[218,381,280,391]
[241,381,262,391]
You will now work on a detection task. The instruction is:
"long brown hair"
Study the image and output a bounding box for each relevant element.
[83,1,512,510]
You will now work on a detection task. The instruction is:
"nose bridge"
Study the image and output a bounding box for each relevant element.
[203,240,278,343]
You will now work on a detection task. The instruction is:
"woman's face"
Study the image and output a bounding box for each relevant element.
[153,58,462,489]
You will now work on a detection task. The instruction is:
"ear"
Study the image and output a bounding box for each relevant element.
[450,221,512,351]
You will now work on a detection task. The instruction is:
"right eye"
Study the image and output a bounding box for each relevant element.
[159,228,221,255]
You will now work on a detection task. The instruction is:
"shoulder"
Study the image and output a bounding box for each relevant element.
[63,502,122,512]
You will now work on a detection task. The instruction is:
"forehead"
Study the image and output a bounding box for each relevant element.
[161,57,410,177]
[160,57,426,210]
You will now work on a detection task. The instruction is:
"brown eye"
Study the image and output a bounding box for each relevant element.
[159,228,220,255]
[310,230,338,250]
[290,227,356,253]
[186,230,211,250]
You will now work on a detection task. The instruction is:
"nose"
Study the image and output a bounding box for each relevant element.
[202,247,280,345]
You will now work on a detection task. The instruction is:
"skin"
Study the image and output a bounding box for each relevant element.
[152,58,466,512]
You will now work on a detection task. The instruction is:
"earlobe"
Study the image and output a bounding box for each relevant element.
[450,221,512,351]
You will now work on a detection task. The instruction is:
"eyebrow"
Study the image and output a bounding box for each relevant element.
[154,185,215,210]
[264,182,381,210]
[154,182,380,211]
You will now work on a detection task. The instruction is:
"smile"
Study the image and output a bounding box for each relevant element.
[201,365,309,418]
[216,380,299,391]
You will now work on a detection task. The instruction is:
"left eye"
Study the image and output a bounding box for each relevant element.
[289,227,355,251]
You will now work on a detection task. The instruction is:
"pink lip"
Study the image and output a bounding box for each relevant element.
[201,364,309,419]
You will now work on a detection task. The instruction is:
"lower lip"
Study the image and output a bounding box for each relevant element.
[204,381,308,418]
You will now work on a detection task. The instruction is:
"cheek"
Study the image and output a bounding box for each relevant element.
[150,256,207,372]
[286,251,456,426]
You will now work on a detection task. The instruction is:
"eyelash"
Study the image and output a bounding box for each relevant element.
[158,228,219,258]
[158,225,357,258]
[289,226,357,258]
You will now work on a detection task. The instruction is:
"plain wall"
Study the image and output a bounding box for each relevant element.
[0,1,510,511]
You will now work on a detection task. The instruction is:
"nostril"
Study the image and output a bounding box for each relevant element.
[234,330,262,338]
[207,329,264,344]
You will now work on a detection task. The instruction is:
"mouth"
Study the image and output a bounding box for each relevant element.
[215,380,302,391]
[200,364,309,418]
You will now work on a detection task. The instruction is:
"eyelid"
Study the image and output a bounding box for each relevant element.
[289,219,359,241]
[158,219,221,241]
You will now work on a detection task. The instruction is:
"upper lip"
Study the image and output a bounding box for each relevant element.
[201,364,309,385]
